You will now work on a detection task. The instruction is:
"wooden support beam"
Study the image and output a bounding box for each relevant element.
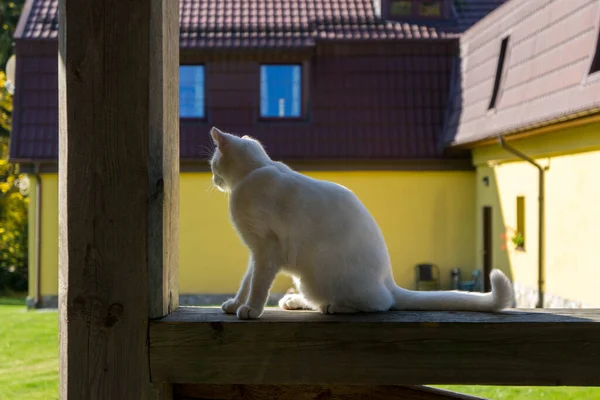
[58,0,179,398]
[173,384,488,400]
[148,0,179,320]
[150,308,600,386]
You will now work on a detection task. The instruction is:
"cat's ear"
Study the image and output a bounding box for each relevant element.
[210,127,229,150]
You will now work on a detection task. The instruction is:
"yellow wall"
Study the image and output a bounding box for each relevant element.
[33,170,477,297]
[26,173,60,297]
[27,175,37,297]
[473,122,600,306]
[180,171,476,294]
[38,174,59,296]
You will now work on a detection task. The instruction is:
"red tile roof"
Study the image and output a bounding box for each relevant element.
[444,0,600,146]
[15,0,506,47]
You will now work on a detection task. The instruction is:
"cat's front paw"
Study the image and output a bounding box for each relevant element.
[221,299,241,314]
[236,305,262,320]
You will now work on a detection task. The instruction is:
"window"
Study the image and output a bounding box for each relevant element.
[387,0,447,19]
[419,1,442,17]
[516,196,525,249]
[179,65,205,118]
[589,24,600,74]
[488,36,509,110]
[260,64,302,118]
[390,0,412,16]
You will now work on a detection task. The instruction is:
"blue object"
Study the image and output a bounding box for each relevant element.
[179,65,205,118]
[260,65,302,118]
[460,269,481,292]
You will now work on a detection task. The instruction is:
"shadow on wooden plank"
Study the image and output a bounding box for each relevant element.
[174,384,488,400]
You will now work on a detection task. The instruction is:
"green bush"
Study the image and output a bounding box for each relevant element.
[0,71,28,294]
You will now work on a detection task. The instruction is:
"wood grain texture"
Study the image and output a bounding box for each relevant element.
[174,384,488,400]
[147,2,179,398]
[148,0,179,321]
[58,0,178,398]
[150,307,600,386]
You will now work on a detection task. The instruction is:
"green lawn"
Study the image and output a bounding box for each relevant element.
[0,297,58,400]
[432,386,600,400]
[1,298,599,400]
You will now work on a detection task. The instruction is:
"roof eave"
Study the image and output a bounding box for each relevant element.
[449,109,600,150]
[13,0,35,40]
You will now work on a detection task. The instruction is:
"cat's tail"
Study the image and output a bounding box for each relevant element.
[388,269,514,312]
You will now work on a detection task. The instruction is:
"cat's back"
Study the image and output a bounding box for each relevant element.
[229,163,293,215]
[230,161,360,215]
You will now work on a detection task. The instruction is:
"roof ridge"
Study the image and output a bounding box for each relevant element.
[16,0,507,43]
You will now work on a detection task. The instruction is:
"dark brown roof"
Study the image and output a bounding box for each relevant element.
[178,43,463,162]
[10,40,465,162]
[15,0,506,47]
[444,0,600,146]
[10,0,508,162]
[451,0,506,32]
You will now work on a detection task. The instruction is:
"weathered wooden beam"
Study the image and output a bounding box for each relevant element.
[150,308,600,386]
[147,2,179,398]
[148,0,179,321]
[173,384,488,400]
[58,0,179,398]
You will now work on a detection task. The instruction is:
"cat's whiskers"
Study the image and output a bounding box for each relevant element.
[200,144,216,159]
[205,182,217,195]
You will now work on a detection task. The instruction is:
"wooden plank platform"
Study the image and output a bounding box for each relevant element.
[149,307,600,386]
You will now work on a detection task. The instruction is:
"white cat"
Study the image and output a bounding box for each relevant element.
[208,127,513,320]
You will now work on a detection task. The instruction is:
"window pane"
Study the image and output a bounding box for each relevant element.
[180,66,205,118]
[390,1,412,16]
[419,1,442,17]
[516,196,525,247]
[260,65,302,118]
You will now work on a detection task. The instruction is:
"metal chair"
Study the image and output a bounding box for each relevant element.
[414,263,440,291]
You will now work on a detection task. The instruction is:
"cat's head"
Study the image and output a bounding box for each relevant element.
[209,127,270,192]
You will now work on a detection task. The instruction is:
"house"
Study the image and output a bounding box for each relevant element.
[11,0,508,308]
[443,0,600,307]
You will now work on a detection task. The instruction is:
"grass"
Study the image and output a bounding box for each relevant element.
[433,385,600,399]
[0,296,58,400]
[0,297,599,400]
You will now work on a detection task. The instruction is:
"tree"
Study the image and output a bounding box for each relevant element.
[0,71,28,293]
[0,68,11,137]
[0,1,28,293]
[0,0,25,70]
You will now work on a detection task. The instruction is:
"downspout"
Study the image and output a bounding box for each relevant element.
[498,137,547,308]
[34,163,42,308]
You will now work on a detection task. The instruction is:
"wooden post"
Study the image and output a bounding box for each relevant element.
[58,0,179,398]
[148,0,180,321]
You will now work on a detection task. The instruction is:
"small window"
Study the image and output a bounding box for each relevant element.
[488,36,509,110]
[388,0,447,19]
[260,65,302,118]
[390,0,412,16]
[516,196,525,249]
[419,1,443,17]
[179,65,205,118]
[589,25,600,74]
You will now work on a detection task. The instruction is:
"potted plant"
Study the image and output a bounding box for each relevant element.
[511,232,525,250]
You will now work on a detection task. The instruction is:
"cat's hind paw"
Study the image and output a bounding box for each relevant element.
[236,305,262,320]
[318,304,359,314]
[279,293,309,310]
[221,299,241,314]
